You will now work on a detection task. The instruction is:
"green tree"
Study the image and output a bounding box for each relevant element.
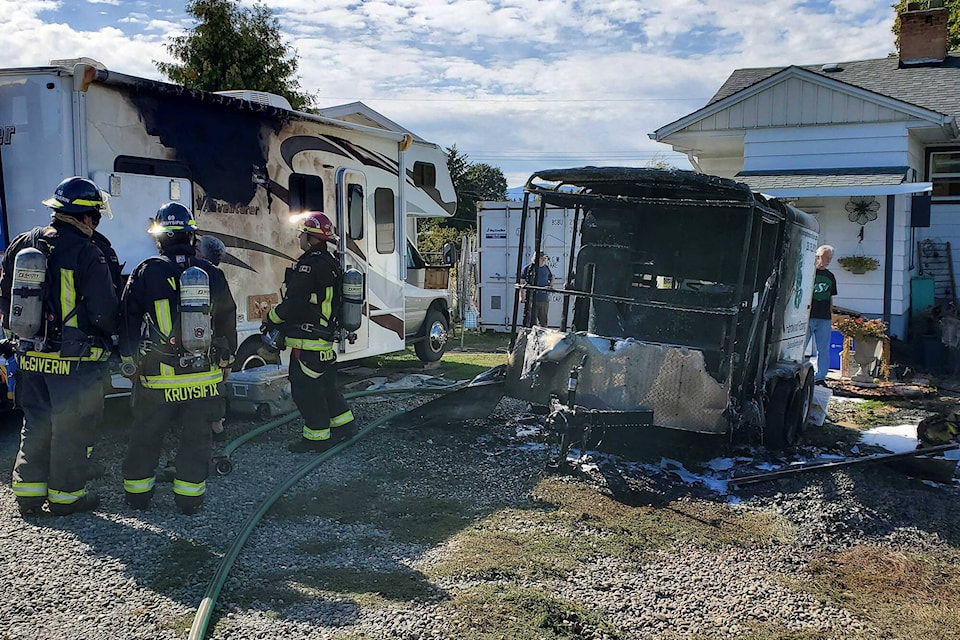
[891,0,960,52]
[156,0,314,110]
[445,145,508,230]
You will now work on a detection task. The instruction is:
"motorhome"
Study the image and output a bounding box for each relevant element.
[0,59,457,383]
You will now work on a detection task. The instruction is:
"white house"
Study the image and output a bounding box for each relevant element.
[651,3,960,339]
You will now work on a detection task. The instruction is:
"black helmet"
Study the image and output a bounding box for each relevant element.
[42,177,107,217]
[150,202,197,246]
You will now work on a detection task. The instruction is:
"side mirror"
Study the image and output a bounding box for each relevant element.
[442,241,459,265]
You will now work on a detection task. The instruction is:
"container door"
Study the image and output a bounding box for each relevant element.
[91,171,193,276]
[336,168,369,355]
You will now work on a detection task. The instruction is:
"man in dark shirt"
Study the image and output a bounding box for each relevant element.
[521,252,554,327]
[807,244,838,385]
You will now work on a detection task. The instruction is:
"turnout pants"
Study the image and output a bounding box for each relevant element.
[123,383,219,513]
[12,366,100,511]
[289,348,355,442]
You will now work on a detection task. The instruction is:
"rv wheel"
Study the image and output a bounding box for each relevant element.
[415,309,448,362]
[763,378,802,449]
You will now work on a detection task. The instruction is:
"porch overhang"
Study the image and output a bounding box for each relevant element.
[735,167,932,198]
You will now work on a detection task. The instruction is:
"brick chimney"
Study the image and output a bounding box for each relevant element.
[899,2,949,66]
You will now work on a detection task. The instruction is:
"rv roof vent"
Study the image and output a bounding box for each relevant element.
[820,62,843,72]
[215,90,292,110]
[50,57,106,71]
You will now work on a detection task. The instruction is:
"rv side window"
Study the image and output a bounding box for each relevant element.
[289,173,324,212]
[348,183,364,240]
[412,162,436,188]
[374,188,396,254]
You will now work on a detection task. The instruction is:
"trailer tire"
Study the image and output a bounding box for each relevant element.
[794,371,815,436]
[763,379,801,449]
[233,338,280,372]
[414,309,448,362]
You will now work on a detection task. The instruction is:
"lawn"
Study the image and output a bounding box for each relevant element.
[354,329,511,382]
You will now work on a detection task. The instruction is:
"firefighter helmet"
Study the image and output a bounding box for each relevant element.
[293,211,337,242]
[42,177,110,218]
[150,202,197,247]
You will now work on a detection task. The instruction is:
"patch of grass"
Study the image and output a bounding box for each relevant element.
[846,399,900,428]
[161,612,195,636]
[147,538,215,592]
[431,478,792,581]
[294,566,441,603]
[441,584,624,640]
[271,478,472,544]
[804,545,960,640]
[801,421,863,449]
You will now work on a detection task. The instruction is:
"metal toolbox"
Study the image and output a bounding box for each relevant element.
[226,365,294,419]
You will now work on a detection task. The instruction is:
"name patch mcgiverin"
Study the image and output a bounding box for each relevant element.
[19,356,72,375]
[164,383,220,403]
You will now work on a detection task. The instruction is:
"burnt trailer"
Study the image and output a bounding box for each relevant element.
[427,167,820,458]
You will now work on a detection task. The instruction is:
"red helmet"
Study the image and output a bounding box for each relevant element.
[294,211,337,242]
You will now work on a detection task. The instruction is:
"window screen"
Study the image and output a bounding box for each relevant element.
[374,187,395,254]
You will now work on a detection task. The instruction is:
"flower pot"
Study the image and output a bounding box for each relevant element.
[851,335,881,386]
[849,267,866,275]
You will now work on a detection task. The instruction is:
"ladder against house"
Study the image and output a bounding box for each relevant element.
[918,239,958,310]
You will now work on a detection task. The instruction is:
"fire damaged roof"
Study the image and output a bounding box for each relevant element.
[524,166,791,215]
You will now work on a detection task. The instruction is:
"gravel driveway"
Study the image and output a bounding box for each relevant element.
[2,386,959,640]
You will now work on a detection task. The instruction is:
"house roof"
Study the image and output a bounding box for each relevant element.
[709,54,960,120]
[734,167,932,198]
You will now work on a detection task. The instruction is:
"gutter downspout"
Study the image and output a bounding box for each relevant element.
[883,194,895,328]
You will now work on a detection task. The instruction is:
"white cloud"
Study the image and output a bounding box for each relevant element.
[1,0,908,185]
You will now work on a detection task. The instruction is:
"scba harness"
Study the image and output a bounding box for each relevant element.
[134,255,223,402]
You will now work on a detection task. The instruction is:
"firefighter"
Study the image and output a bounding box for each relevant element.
[0,176,119,516]
[120,202,236,515]
[260,211,357,452]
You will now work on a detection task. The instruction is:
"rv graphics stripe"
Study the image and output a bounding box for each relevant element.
[366,304,404,341]
[280,136,397,178]
[199,231,298,273]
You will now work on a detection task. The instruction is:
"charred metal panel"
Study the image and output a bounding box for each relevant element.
[507,327,729,434]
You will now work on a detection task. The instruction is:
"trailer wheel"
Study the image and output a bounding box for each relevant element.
[793,371,815,435]
[763,379,801,449]
[415,309,448,362]
[233,338,280,372]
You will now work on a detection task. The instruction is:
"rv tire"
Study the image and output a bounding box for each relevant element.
[414,308,448,362]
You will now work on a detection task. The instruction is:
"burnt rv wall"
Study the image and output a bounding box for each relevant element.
[127,92,282,210]
[570,202,750,382]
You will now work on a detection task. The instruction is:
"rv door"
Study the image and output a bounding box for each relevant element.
[336,168,369,355]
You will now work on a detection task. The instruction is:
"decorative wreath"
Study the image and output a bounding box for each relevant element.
[845,196,880,225]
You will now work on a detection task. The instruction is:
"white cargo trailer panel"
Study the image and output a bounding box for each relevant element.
[477,201,575,331]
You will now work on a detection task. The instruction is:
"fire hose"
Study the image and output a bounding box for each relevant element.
[188,380,466,640]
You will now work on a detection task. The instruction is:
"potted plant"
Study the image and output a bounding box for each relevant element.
[837,255,879,274]
[834,316,888,384]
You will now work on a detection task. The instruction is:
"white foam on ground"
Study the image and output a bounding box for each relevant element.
[858,424,918,454]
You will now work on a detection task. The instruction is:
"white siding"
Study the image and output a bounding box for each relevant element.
[742,123,910,172]
[685,76,923,133]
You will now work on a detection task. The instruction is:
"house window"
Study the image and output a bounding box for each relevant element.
[374,187,395,254]
[930,151,960,199]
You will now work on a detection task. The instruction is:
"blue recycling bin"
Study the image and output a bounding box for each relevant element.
[829,330,853,370]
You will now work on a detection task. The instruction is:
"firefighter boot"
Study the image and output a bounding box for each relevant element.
[330,423,359,444]
[17,499,45,518]
[49,491,100,516]
[175,494,204,516]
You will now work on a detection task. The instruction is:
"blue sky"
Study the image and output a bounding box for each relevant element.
[5,0,901,187]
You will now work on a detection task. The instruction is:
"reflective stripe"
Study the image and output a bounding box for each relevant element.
[86,446,93,459]
[286,338,334,351]
[124,476,156,494]
[154,299,173,338]
[48,487,86,505]
[24,347,105,362]
[60,269,78,328]
[12,481,47,498]
[173,478,205,497]
[330,410,354,428]
[140,366,223,390]
[303,425,331,441]
[268,307,282,324]
[71,198,103,207]
[309,293,318,304]
[321,286,334,324]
